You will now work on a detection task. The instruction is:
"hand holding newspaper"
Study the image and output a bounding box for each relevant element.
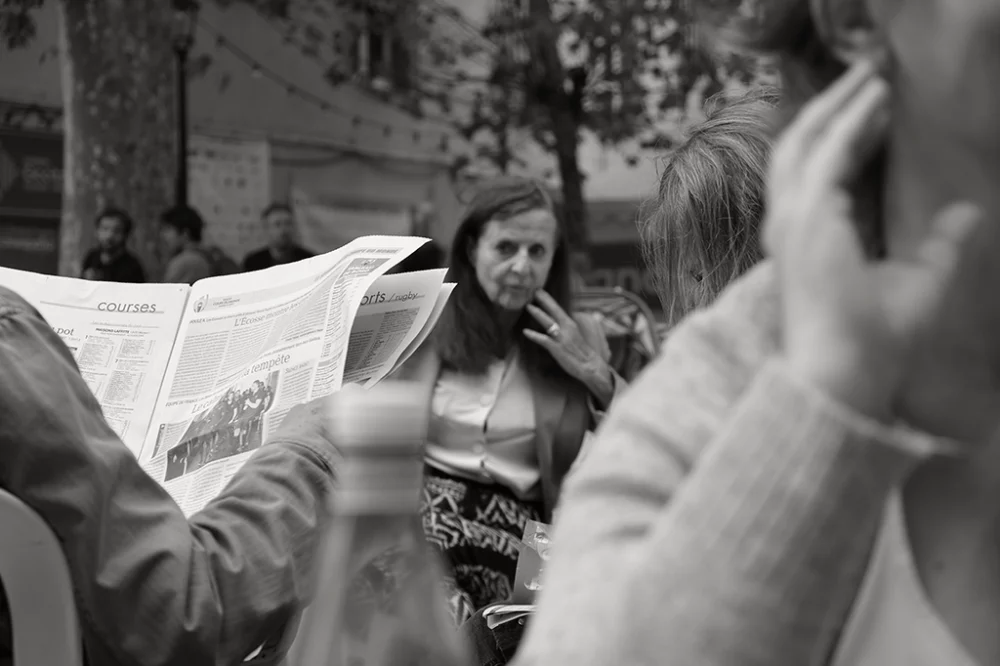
[0,236,454,515]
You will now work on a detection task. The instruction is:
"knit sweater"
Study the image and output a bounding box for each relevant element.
[512,262,941,666]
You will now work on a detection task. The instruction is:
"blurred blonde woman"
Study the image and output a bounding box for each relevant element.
[639,88,776,321]
[515,0,1000,665]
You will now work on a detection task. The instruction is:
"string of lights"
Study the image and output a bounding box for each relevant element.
[426,0,498,54]
[196,17,457,154]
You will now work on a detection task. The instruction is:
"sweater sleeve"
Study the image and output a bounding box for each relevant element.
[513,268,927,666]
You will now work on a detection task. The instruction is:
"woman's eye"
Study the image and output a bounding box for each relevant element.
[496,241,516,255]
[529,245,547,259]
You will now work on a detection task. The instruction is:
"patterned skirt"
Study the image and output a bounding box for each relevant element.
[420,465,543,625]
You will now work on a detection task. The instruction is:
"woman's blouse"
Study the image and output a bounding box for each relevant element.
[830,493,977,666]
[425,349,541,499]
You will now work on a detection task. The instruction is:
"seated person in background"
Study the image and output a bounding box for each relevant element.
[242,203,313,272]
[81,207,146,283]
[467,91,775,666]
[390,176,625,625]
[159,205,214,285]
[514,1,1000,665]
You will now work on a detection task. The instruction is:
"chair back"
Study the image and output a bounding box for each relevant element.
[574,287,662,381]
[0,489,82,666]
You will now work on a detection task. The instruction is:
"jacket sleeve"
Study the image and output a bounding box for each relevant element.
[0,297,335,666]
[514,267,930,666]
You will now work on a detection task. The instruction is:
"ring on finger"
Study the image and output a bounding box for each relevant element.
[546,323,561,338]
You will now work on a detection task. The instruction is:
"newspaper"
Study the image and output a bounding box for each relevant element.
[386,282,456,378]
[0,236,454,516]
[343,268,447,387]
[0,268,189,455]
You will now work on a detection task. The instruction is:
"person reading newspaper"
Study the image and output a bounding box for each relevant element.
[0,237,450,666]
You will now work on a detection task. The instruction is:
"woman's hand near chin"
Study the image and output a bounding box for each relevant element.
[522,289,615,405]
[767,56,994,437]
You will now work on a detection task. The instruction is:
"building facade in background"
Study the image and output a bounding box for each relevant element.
[0,1,472,272]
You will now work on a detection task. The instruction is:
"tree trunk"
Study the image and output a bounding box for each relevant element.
[549,105,587,257]
[57,0,177,278]
[527,0,590,260]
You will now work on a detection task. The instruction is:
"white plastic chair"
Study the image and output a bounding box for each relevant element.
[0,489,82,666]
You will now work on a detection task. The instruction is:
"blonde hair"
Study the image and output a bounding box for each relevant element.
[640,88,778,323]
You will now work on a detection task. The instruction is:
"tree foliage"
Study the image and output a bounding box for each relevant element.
[0,0,45,49]
[2,0,760,175]
[1,0,761,264]
[450,0,761,177]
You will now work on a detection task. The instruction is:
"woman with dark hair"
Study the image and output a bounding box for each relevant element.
[514,2,1000,666]
[391,176,624,624]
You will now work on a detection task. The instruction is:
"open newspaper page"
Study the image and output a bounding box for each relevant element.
[137,235,430,516]
[0,266,189,456]
[386,282,456,378]
[342,268,449,387]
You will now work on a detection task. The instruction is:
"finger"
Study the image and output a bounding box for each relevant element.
[533,290,574,325]
[526,303,557,331]
[764,189,855,259]
[915,202,985,293]
[523,328,558,352]
[809,77,891,187]
[779,58,880,160]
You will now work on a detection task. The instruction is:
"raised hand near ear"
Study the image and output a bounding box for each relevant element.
[766,57,995,443]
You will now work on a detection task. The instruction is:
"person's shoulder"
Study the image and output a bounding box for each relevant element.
[242,247,271,271]
[0,287,75,369]
[123,251,146,278]
[671,261,779,369]
[0,287,40,319]
[597,262,779,454]
[81,248,101,267]
[184,249,213,272]
[164,249,213,283]
[244,247,269,262]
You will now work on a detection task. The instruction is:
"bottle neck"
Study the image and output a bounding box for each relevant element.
[334,451,424,515]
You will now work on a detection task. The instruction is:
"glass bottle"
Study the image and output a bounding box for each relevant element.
[288,382,472,666]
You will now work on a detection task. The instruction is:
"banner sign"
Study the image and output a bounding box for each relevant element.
[0,128,62,274]
[188,135,272,262]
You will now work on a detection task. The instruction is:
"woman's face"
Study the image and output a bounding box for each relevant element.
[869,0,1000,148]
[471,208,558,311]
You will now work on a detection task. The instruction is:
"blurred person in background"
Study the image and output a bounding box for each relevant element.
[81,207,146,283]
[513,0,1000,665]
[159,205,214,284]
[640,89,775,322]
[242,202,313,272]
[391,176,625,624]
[467,89,776,666]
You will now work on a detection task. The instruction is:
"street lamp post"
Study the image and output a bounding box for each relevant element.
[172,0,200,207]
